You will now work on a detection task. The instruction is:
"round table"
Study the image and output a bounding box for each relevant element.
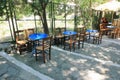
[86,30,98,41]
[63,31,77,35]
[86,30,98,33]
[29,33,48,40]
[28,33,48,55]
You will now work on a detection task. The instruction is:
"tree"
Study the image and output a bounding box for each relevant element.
[72,0,109,29]
[0,0,7,17]
[29,0,49,34]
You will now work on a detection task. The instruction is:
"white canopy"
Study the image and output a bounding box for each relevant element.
[94,0,120,11]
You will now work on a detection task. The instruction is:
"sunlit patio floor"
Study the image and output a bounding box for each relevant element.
[0,36,120,80]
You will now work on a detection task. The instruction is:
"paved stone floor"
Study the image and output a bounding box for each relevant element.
[0,36,120,80]
[0,56,41,80]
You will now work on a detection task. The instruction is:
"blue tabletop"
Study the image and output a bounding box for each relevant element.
[63,31,77,35]
[29,33,48,40]
[86,30,98,33]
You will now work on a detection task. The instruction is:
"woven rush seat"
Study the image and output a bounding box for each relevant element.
[35,36,52,63]
[36,43,50,50]
[15,30,28,55]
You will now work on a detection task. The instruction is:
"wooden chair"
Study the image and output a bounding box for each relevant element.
[15,30,28,55]
[24,28,35,40]
[77,32,85,49]
[76,27,86,35]
[117,28,120,38]
[117,20,120,28]
[35,36,52,63]
[76,27,89,42]
[54,27,65,46]
[64,34,77,52]
[60,27,66,33]
[108,28,119,39]
[99,23,108,35]
[24,28,35,51]
[112,19,118,27]
[92,31,103,44]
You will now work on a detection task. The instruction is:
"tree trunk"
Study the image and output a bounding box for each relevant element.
[42,8,49,34]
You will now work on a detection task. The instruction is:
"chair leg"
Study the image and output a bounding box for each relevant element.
[42,51,46,63]
[73,43,75,51]
[19,47,22,55]
[35,50,37,61]
[93,38,95,44]
[96,38,98,44]
[78,41,80,49]
[57,38,60,46]
[64,44,65,50]
[70,44,72,52]
[61,38,64,45]
[82,42,84,48]
[49,49,51,60]
[19,50,22,55]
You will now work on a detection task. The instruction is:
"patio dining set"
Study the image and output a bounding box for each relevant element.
[100,19,120,39]
[14,27,103,63]
[14,19,120,63]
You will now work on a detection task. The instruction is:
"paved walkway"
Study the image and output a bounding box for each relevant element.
[0,52,53,80]
[0,36,120,80]
[0,56,40,80]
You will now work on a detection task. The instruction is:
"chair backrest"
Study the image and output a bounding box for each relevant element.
[25,28,34,40]
[54,28,61,35]
[42,36,52,50]
[112,19,118,27]
[117,28,120,38]
[98,31,103,38]
[113,28,119,33]
[69,34,77,40]
[60,27,66,33]
[117,19,120,27]
[99,24,107,30]
[14,30,26,41]
[27,28,34,35]
[55,27,65,35]
[63,34,77,43]
[78,32,85,40]
[77,27,86,34]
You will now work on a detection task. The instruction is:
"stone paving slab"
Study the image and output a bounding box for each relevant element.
[0,52,54,80]
[0,36,120,80]
[75,43,120,65]
[5,45,120,80]
[0,56,41,80]
[57,38,120,65]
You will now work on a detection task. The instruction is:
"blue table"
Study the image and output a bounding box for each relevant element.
[29,33,48,41]
[29,33,48,55]
[63,31,77,35]
[86,30,98,42]
[86,30,98,33]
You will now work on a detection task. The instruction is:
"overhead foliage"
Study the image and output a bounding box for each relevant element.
[0,0,7,17]
[29,0,50,34]
[0,0,113,32]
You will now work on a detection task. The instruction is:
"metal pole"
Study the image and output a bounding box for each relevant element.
[90,0,93,29]
[50,1,54,35]
[53,3,55,30]
[14,11,18,31]
[6,0,14,42]
[9,0,16,41]
[34,11,37,33]
[64,5,67,31]
[74,5,77,31]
